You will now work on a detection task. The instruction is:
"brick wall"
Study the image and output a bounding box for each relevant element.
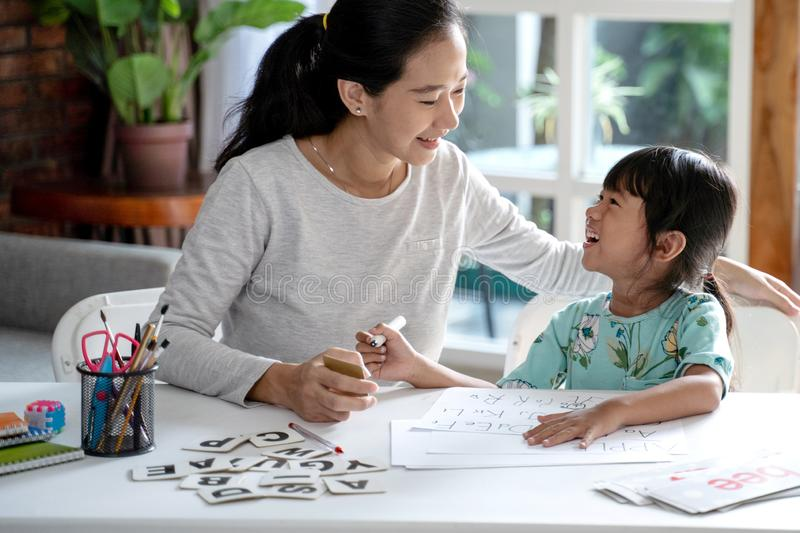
[0,0,107,210]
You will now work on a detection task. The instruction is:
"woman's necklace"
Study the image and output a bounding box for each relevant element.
[308,136,395,197]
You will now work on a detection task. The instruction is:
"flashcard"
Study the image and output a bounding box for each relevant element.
[131,457,233,481]
[249,428,304,448]
[263,446,332,460]
[337,457,388,475]
[183,435,250,453]
[292,457,348,475]
[180,473,260,490]
[324,475,387,495]
[259,470,321,486]
[197,486,265,504]
[226,456,270,472]
[250,457,292,472]
[292,457,387,476]
[260,482,326,500]
[323,354,370,379]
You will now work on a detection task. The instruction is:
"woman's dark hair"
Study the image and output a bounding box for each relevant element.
[215,0,466,172]
[603,146,738,335]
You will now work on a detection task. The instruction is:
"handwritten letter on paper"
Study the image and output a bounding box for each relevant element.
[415,388,686,452]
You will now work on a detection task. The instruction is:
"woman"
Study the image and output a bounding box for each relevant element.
[153,0,800,422]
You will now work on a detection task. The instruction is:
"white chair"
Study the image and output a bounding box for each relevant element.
[51,287,166,382]
[729,303,800,392]
[504,294,800,393]
[503,293,578,376]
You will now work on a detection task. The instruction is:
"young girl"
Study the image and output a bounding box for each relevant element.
[357,146,737,448]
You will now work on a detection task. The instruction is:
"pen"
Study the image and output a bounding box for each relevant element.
[369,315,406,347]
[133,323,141,357]
[288,422,344,454]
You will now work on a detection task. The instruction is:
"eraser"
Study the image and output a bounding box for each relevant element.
[25,400,65,433]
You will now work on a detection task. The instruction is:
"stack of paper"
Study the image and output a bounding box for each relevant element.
[594,450,800,513]
[392,388,688,469]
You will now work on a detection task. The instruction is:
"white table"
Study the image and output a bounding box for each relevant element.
[1,383,799,533]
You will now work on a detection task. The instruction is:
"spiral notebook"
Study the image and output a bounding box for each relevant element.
[0,412,28,437]
[0,427,54,449]
[0,441,84,475]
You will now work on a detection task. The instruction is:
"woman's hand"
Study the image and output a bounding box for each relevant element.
[355,322,420,382]
[523,400,626,449]
[715,256,800,315]
[250,347,378,422]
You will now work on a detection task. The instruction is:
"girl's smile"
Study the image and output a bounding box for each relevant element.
[583,224,600,249]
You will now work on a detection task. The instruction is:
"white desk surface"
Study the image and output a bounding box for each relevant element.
[1,383,799,533]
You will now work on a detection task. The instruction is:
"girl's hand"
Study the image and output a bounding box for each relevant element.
[355,322,420,382]
[523,401,627,449]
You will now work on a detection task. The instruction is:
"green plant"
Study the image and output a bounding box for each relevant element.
[637,23,729,151]
[521,48,643,144]
[445,46,503,151]
[31,0,304,125]
[466,48,502,109]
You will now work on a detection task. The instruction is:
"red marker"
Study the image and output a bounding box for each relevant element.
[289,422,344,454]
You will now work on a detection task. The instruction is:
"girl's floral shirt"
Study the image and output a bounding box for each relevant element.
[497,290,734,396]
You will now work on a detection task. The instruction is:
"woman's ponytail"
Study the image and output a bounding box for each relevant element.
[215,1,466,173]
[215,14,344,172]
[703,272,734,337]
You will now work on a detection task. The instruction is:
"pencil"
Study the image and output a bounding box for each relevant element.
[289,422,344,454]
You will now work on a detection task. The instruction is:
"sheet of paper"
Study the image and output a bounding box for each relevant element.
[594,449,800,511]
[426,430,686,456]
[643,451,800,513]
[418,388,628,435]
[391,420,675,469]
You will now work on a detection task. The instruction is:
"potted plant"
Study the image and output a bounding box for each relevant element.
[520,48,644,145]
[31,0,304,190]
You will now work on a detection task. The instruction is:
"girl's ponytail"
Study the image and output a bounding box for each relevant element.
[215,14,343,172]
[702,273,734,337]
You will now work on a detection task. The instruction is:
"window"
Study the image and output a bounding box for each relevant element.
[444,0,752,365]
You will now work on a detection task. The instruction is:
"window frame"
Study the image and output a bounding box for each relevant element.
[444,0,753,365]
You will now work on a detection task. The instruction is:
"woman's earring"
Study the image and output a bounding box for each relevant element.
[355,107,362,115]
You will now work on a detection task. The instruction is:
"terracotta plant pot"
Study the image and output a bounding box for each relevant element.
[116,121,194,191]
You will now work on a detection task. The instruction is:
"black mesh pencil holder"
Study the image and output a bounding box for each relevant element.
[77,360,157,457]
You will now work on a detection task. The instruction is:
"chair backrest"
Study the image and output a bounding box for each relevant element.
[51,288,167,382]
[504,293,578,375]
[504,295,800,393]
[729,304,800,392]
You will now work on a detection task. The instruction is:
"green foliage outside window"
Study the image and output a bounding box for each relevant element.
[520,47,644,144]
[637,23,729,153]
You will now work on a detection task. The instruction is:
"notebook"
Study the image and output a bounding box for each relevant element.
[0,427,54,449]
[0,412,28,437]
[0,441,84,475]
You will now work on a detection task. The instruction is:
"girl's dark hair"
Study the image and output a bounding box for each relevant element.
[215,0,466,172]
[603,146,738,335]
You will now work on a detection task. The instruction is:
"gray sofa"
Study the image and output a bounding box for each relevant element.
[0,232,181,381]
